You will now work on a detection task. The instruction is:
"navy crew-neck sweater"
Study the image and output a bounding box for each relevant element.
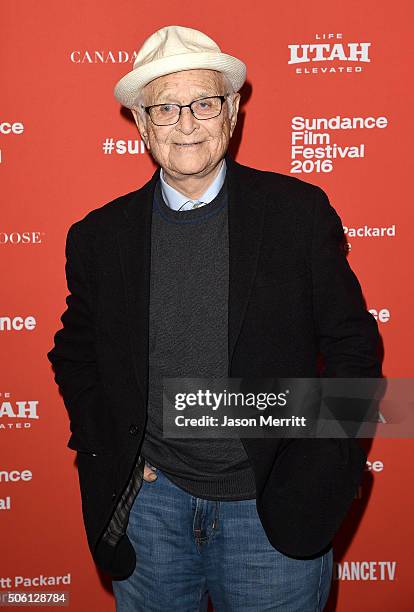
[139,175,256,500]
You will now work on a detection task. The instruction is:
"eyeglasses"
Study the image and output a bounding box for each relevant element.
[141,95,229,126]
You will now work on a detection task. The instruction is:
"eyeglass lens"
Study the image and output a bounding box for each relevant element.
[149,97,223,125]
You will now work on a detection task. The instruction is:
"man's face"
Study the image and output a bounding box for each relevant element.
[131,69,240,178]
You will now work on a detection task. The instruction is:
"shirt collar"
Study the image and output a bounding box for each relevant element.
[159,158,227,211]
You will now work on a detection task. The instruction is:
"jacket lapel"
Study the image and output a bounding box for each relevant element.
[116,154,267,404]
[226,155,266,373]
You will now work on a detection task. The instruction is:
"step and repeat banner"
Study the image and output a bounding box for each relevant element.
[1,1,412,610]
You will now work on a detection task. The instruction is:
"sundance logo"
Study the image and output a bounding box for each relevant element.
[70,50,138,64]
[0,316,36,331]
[288,33,371,75]
[365,460,384,473]
[0,469,33,483]
[334,561,397,581]
[368,308,390,324]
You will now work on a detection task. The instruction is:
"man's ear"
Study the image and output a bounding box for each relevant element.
[229,93,241,137]
[131,108,150,150]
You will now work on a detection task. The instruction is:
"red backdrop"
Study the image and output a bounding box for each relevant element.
[1,0,413,609]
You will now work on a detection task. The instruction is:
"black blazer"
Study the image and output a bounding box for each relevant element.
[47,153,382,579]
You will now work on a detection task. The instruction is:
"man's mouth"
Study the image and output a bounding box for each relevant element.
[174,142,203,147]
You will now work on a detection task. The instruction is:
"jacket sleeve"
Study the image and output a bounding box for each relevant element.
[311,187,382,378]
[47,223,106,448]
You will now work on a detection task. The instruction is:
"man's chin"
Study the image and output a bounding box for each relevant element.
[169,157,211,176]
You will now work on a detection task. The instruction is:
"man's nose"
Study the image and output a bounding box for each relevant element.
[177,106,199,133]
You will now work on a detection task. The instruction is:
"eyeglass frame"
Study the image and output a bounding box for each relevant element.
[140,94,230,126]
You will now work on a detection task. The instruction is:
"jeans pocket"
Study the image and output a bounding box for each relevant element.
[144,458,158,471]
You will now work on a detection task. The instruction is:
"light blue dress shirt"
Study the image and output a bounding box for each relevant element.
[159,158,227,211]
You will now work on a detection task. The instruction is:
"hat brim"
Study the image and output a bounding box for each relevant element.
[113,52,246,109]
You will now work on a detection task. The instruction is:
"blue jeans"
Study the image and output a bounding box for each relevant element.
[112,463,333,611]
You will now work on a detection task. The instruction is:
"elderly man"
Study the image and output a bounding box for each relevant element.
[47,25,381,612]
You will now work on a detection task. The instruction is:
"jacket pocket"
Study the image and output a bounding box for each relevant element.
[67,431,111,457]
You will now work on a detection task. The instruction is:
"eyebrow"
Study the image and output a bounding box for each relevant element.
[154,91,218,104]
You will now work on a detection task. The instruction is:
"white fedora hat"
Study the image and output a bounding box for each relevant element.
[114,25,246,109]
